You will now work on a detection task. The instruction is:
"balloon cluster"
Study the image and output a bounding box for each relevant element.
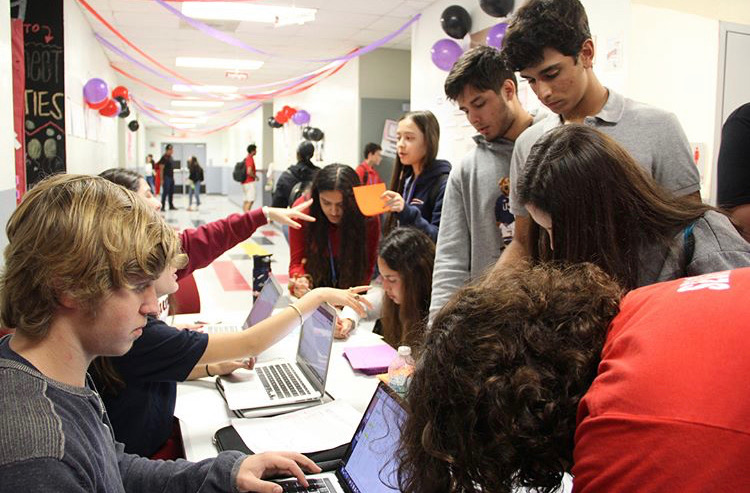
[302,126,324,142]
[430,1,513,72]
[267,105,312,128]
[83,78,140,131]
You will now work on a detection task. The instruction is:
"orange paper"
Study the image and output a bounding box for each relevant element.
[353,183,389,216]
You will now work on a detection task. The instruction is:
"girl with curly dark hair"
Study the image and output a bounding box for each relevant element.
[517,124,750,289]
[288,164,379,297]
[397,263,623,492]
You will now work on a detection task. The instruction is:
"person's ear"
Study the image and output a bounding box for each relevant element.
[579,39,595,69]
[58,292,79,310]
[501,79,517,102]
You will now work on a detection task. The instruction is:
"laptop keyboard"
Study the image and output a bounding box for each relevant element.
[276,478,336,492]
[257,363,310,399]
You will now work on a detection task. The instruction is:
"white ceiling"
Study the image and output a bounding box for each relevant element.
[78,0,432,128]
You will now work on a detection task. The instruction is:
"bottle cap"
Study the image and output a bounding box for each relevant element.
[397,346,412,356]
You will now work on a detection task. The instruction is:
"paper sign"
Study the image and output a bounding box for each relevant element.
[353,183,389,216]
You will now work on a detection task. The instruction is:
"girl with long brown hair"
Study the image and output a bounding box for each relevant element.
[288,164,380,298]
[382,110,451,242]
[518,124,750,289]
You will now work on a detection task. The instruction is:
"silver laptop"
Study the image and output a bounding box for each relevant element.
[275,382,405,493]
[221,302,337,412]
[203,275,282,334]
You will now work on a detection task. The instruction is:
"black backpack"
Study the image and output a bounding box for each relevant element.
[232,161,247,183]
[288,180,311,207]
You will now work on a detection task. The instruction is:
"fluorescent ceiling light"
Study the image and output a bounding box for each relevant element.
[182,2,316,26]
[172,123,197,129]
[172,84,238,94]
[171,100,225,108]
[169,117,208,124]
[176,57,263,70]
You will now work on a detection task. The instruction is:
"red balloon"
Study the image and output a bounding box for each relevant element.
[112,85,130,101]
[87,98,108,110]
[283,106,297,119]
[99,98,121,117]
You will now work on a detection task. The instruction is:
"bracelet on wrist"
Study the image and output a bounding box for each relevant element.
[289,303,304,327]
[206,364,213,377]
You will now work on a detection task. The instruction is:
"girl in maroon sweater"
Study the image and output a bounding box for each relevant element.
[288,164,379,298]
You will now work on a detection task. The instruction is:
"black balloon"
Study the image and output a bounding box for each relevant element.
[480,0,514,18]
[309,128,324,142]
[441,5,472,39]
[267,116,277,128]
[302,126,312,139]
[128,120,139,132]
[118,104,130,119]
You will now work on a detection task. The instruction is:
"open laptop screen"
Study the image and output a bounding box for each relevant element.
[297,304,335,389]
[242,276,282,329]
[338,384,404,492]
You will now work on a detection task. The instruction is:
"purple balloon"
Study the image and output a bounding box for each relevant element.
[486,23,508,49]
[292,109,311,125]
[83,78,109,104]
[431,38,463,71]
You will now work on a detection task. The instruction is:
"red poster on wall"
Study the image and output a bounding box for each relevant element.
[11,19,26,203]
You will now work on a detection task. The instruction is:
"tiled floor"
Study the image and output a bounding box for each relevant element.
[162,193,291,316]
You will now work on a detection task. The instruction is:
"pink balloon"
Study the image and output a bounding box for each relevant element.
[431,38,463,71]
[486,23,508,49]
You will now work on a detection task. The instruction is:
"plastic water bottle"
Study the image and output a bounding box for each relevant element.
[388,346,415,396]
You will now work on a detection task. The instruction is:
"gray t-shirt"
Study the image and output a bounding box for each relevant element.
[638,210,750,286]
[509,89,701,217]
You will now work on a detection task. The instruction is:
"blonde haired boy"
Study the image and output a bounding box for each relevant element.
[0,174,318,492]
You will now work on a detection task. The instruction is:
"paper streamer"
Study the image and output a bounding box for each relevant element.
[153,0,421,64]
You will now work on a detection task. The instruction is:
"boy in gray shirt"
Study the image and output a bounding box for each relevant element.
[0,174,319,492]
[495,0,700,269]
[429,46,540,318]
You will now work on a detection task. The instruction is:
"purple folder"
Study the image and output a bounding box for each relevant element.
[343,344,397,375]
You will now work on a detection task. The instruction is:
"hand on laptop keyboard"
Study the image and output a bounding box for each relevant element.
[276,478,335,492]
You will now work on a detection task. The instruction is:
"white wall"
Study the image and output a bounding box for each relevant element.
[64,0,122,175]
[626,4,719,195]
[224,109,266,169]
[272,58,361,171]
[0,3,15,191]
[144,127,226,167]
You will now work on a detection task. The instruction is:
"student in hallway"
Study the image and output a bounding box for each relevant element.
[382,110,451,242]
[242,144,258,212]
[429,45,541,319]
[0,174,319,492]
[495,0,701,270]
[398,263,750,493]
[288,164,380,298]
[356,142,383,185]
[517,125,750,288]
[272,140,320,209]
[186,156,204,211]
[157,143,178,211]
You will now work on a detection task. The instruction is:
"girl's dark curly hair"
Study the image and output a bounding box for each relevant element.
[305,163,370,288]
[397,262,623,493]
[502,0,591,72]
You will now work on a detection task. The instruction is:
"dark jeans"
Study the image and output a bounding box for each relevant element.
[161,176,175,209]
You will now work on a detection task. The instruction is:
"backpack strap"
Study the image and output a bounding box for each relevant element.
[682,221,696,274]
